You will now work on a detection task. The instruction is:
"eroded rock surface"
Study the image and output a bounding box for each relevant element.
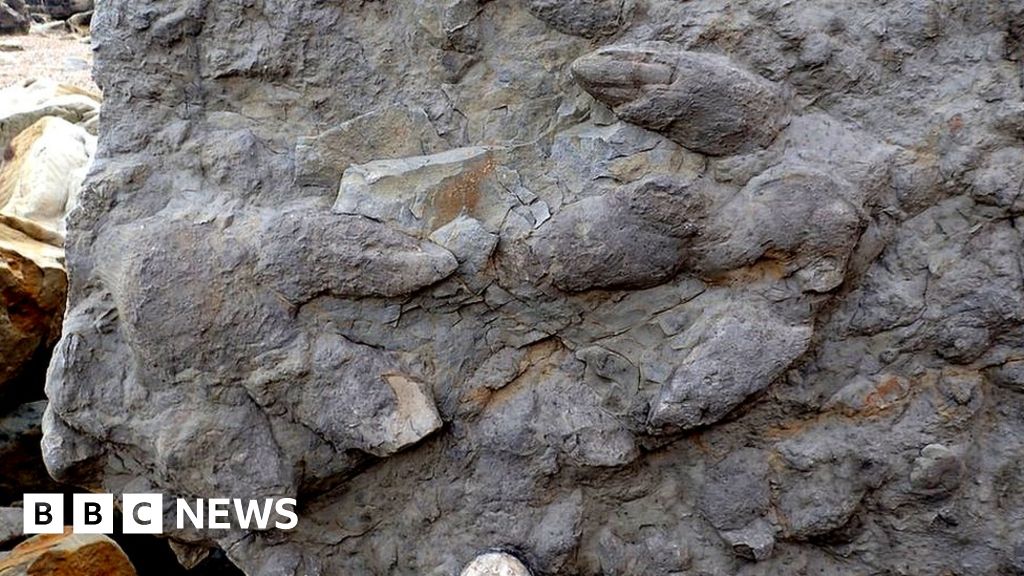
[45,0,1024,574]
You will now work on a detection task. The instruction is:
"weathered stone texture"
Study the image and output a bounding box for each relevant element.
[44,0,1024,574]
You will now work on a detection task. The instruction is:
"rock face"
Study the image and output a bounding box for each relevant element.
[45,0,1024,575]
[0,531,137,576]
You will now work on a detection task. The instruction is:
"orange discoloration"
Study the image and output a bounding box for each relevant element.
[763,411,839,440]
[863,374,907,409]
[948,114,964,133]
[463,339,562,412]
[762,369,980,444]
[705,252,790,287]
[689,433,711,454]
[428,154,495,229]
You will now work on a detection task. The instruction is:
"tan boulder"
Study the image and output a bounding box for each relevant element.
[0,529,137,576]
[0,115,95,239]
[0,222,66,396]
[0,91,95,401]
[0,79,100,152]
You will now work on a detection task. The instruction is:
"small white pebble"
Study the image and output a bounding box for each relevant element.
[460,552,531,576]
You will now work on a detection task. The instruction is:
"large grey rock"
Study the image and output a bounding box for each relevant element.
[41,0,1024,574]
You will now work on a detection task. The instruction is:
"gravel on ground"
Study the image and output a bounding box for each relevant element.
[0,28,97,93]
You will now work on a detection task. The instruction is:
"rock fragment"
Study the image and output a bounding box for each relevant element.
[572,43,788,155]
[0,116,95,239]
[24,0,92,20]
[988,359,1024,393]
[694,166,864,292]
[910,444,962,495]
[0,401,63,500]
[720,519,775,561]
[649,300,811,430]
[0,79,100,153]
[334,146,513,237]
[970,147,1024,213]
[461,552,532,576]
[775,456,872,541]
[256,210,459,302]
[532,176,709,292]
[429,215,498,278]
[698,448,770,531]
[0,508,21,548]
[0,0,29,35]
[524,0,632,38]
[295,106,446,187]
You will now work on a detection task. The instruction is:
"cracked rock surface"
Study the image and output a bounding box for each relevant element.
[45,0,1024,574]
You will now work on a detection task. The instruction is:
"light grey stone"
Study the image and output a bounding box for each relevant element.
[988,359,1024,393]
[334,146,514,237]
[910,443,962,495]
[461,552,532,576]
[0,507,21,547]
[720,518,775,562]
[428,215,498,278]
[294,106,446,188]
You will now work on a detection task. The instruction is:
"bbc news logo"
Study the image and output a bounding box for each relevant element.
[23,494,298,535]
